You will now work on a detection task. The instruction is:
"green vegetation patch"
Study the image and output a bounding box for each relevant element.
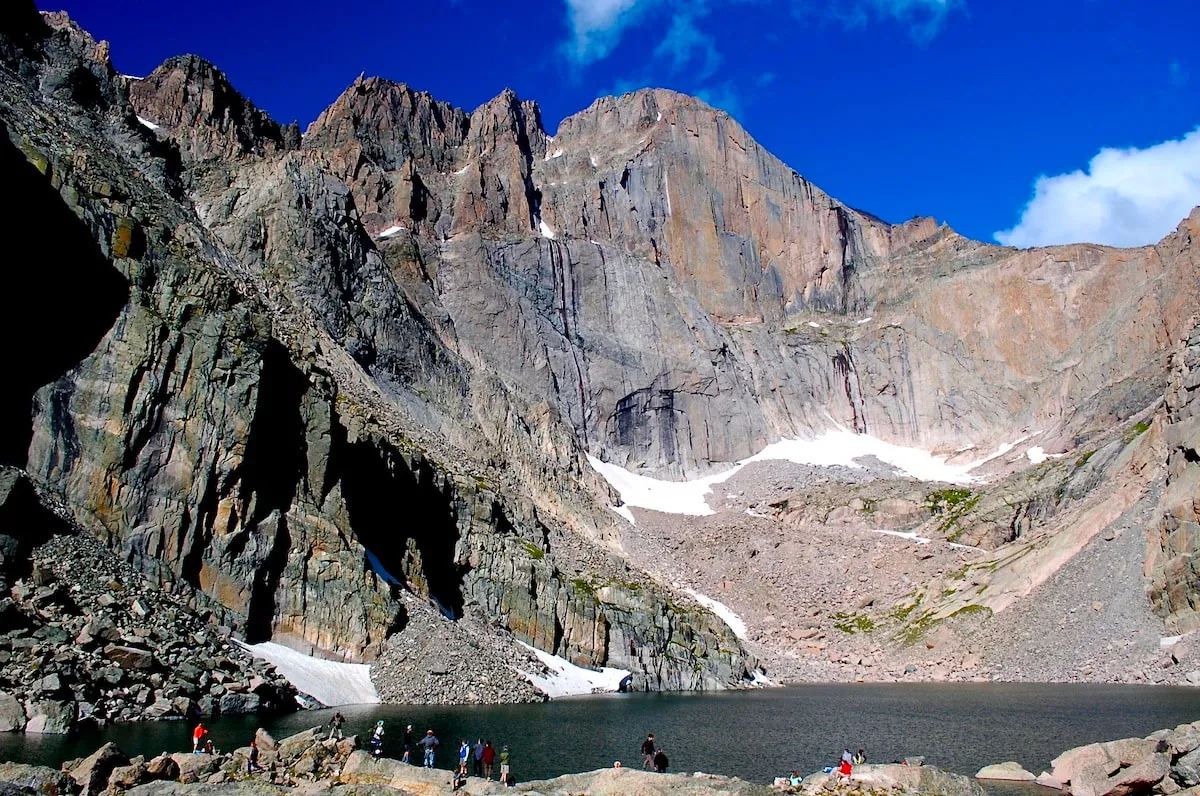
[924,487,980,535]
[832,612,876,634]
[520,541,545,560]
[1074,450,1096,468]
[1122,421,1151,444]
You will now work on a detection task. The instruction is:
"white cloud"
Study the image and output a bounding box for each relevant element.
[565,0,658,63]
[796,0,962,42]
[995,128,1200,249]
[654,12,722,78]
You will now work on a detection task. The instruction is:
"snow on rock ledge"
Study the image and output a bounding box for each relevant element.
[588,428,1008,516]
[517,642,630,698]
[684,590,747,640]
[238,641,379,706]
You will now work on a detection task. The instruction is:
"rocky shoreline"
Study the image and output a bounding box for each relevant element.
[3,719,1199,795]
[0,469,298,734]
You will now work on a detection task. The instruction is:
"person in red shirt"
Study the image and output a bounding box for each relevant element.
[482,741,496,780]
[192,722,206,754]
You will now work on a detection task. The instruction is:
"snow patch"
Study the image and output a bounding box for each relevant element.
[612,504,636,525]
[684,590,747,639]
[749,670,775,687]
[807,321,821,328]
[588,429,1005,517]
[517,642,629,698]
[656,111,663,122]
[856,317,873,324]
[377,225,405,239]
[136,116,159,131]
[1026,446,1064,465]
[590,155,598,168]
[538,220,556,239]
[238,641,379,706]
[867,528,979,551]
[122,74,143,81]
[1161,635,1184,648]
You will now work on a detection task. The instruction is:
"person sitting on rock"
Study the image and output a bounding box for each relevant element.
[203,738,215,755]
[790,771,803,786]
[854,748,866,765]
[837,759,854,781]
[653,748,669,773]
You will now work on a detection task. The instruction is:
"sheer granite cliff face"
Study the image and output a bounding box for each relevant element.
[1149,309,1200,631]
[0,7,750,691]
[5,2,1199,692]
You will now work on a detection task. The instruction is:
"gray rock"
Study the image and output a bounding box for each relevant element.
[67,741,128,794]
[975,762,1035,781]
[0,762,75,795]
[0,690,25,732]
[23,699,75,734]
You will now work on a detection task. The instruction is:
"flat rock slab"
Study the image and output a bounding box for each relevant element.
[976,762,1036,781]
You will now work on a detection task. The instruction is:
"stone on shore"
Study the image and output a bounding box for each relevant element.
[1036,771,1065,789]
[0,762,75,795]
[975,762,1035,781]
[67,741,129,794]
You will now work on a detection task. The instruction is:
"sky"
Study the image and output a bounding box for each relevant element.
[45,0,1200,248]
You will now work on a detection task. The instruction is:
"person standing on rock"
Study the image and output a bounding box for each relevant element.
[499,744,511,784]
[483,740,496,779]
[473,738,484,777]
[192,722,207,754]
[247,740,263,774]
[653,747,669,773]
[328,712,345,741]
[402,724,415,764]
[371,720,385,758]
[458,739,471,776]
[641,733,656,769]
[420,729,440,768]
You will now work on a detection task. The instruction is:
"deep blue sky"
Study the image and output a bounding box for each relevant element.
[45,0,1199,244]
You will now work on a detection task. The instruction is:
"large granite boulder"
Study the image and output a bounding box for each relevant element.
[66,742,128,795]
[0,763,76,795]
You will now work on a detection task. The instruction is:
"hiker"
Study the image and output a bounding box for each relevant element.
[837,759,854,781]
[247,740,263,774]
[452,768,468,791]
[499,744,510,784]
[328,712,345,741]
[203,738,215,755]
[458,739,471,775]
[483,740,496,779]
[653,748,669,773]
[192,722,206,754]
[641,733,656,769]
[402,724,414,764]
[370,720,385,758]
[473,738,484,777]
[789,771,803,787]
[841,748,853,766]
[854,749,866,765]
[420,729,440,768]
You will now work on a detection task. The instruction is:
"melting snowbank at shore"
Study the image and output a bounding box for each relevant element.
[590,429,1007,517]
[238,641,379,706]
[517,642,630,698]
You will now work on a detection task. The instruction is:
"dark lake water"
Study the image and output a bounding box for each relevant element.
[2,684,1198,786]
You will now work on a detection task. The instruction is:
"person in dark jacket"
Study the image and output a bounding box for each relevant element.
[419,730,440,768]
[402,724,414,763]
[653,748,669,773]
[641,733,656,769]
[473,738,484,776]
[247,740,263,774]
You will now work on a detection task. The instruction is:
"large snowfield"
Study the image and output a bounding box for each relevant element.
[238,641,380,706]
[517,642,631,698]
[589,428,1014,517]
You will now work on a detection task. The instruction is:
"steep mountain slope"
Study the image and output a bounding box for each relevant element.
[2,2,1198,709]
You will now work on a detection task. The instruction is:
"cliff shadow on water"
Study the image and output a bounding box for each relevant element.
[0,122,128,466]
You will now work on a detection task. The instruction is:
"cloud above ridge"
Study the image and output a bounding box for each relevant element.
[995,128,1200,249]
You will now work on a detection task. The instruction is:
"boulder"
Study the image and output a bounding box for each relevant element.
[1177,747,1200,787]
[143,756,178,781]
[1072,753,1171,796]
[1037,772,1066,790]
[167,753,220,784]
[275,728,322,762]
[23,700,75,734]
[0,762,76,795]
[1170,722,1200,757]
[102,645,154,671]
[66,741,128,794]
[107,761,148,791]
[1052,739,1158,786]
[218,693,260,715]
[254,728,278,752]
[976,762,1036,781]
[0,690,26,731]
